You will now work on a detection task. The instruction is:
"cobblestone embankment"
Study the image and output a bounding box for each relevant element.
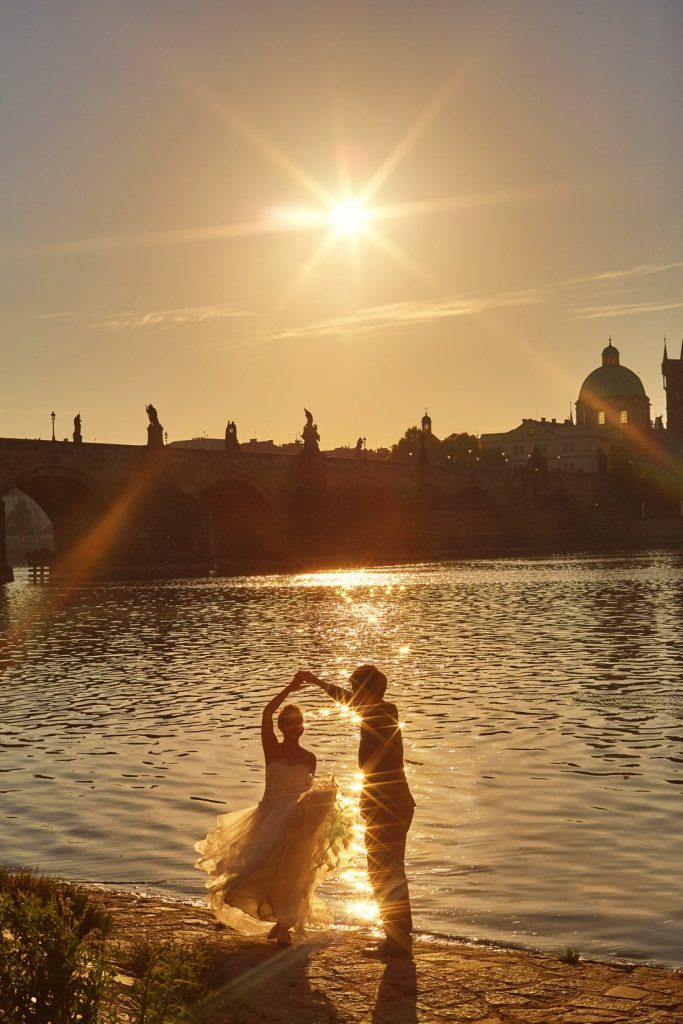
[90,888,683,1024]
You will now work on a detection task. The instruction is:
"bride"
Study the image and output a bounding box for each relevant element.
[195,675,352,945]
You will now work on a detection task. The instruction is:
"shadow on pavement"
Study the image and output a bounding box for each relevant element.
[372,958,418,1024]
[195,936,344,1023]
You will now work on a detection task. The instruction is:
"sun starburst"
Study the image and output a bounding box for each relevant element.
[38,68,489,307]
[329,199,369,236]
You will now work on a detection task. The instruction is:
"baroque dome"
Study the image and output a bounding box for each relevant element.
[577,343,646,402]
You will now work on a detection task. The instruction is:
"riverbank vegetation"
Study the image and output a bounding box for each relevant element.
[0,871,220,1023]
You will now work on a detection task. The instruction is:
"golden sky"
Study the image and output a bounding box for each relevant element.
[2,1,682,447]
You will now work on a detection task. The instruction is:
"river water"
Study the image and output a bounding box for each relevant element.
[1,553,682,967]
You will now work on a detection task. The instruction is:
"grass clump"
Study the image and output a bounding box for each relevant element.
[559,944,581,964]
[0,869,111,940]
[115,936,213,1024]
[0,871,114,1023]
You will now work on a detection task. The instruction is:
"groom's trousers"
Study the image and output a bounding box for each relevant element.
[361,777,415,950]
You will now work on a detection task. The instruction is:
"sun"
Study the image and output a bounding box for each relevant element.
[330,199,369,236]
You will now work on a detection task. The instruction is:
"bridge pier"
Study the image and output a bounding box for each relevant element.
[206,508,221,561]
[0,499,14,583]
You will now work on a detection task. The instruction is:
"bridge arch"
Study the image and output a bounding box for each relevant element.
[196,477,285,564]
[2,465,102,565]
[321,480,412,561]
[0,487,54,568]
[128,483,212,568]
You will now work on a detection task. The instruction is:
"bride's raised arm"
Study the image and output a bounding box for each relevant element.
[261,676,302,760]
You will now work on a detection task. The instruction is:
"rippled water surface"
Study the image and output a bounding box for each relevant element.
[1,553,682,966]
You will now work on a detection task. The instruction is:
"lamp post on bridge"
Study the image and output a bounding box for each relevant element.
[50,411,56,442]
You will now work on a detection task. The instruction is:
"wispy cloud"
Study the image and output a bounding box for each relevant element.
[89,305,251,331]
[262,257,683,342]
[563,260,683,319]
[564,260,683,288]
[34,258,683,346]
[36,312,79,321]
[572,300,683,320]
[263,289,542,342]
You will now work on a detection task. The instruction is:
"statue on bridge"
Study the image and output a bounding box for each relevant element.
[73,413,82,445]
[146,404,164,448]
[225,420,240,451]
[301,409,321,456]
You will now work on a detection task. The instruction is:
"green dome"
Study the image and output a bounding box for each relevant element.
[578,364,646,401]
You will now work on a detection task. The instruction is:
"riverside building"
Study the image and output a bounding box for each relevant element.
[481,341,657,472]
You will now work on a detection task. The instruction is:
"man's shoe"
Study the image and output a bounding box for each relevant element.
[361,938,413,960]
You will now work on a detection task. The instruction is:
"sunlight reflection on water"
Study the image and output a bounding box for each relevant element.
[1,552,683,966]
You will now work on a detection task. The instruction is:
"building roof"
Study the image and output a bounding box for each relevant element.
[578,343,647,402]
[481,418,584,444]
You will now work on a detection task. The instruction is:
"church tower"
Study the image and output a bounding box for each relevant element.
[421,409,432,434]
[661,338,683,439]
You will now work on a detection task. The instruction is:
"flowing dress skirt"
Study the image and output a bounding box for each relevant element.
[195,769,353,932]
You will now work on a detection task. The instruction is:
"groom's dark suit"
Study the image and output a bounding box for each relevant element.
[324,683,415,951]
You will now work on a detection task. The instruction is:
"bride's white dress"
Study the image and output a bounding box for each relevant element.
[194,761,352,932]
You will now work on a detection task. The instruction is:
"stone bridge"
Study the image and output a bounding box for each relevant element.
[0,437,606,581]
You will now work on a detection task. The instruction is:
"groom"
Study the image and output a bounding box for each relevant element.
[298,665,415,959]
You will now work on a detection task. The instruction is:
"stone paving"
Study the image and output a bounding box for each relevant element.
[90,889,683,1024]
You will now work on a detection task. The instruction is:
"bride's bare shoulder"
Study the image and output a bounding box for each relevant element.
[300,747,317,770]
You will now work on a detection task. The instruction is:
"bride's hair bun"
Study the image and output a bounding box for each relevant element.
[278,703,304,731]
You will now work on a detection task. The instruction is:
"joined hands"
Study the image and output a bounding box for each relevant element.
[288,670,317,692]
[287,671,307,692]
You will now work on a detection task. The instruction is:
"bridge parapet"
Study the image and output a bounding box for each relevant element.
[0,435,637,579]
[0,436,601,501]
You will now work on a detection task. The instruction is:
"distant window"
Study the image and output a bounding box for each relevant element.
[619,409,628,424]
[513,445,524,456]
[676,391,683,401]
[598,411,605,425]
[562,442,575,453]
[540,444,548,454]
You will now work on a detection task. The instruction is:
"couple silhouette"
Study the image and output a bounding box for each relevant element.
[195,664,415,960]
